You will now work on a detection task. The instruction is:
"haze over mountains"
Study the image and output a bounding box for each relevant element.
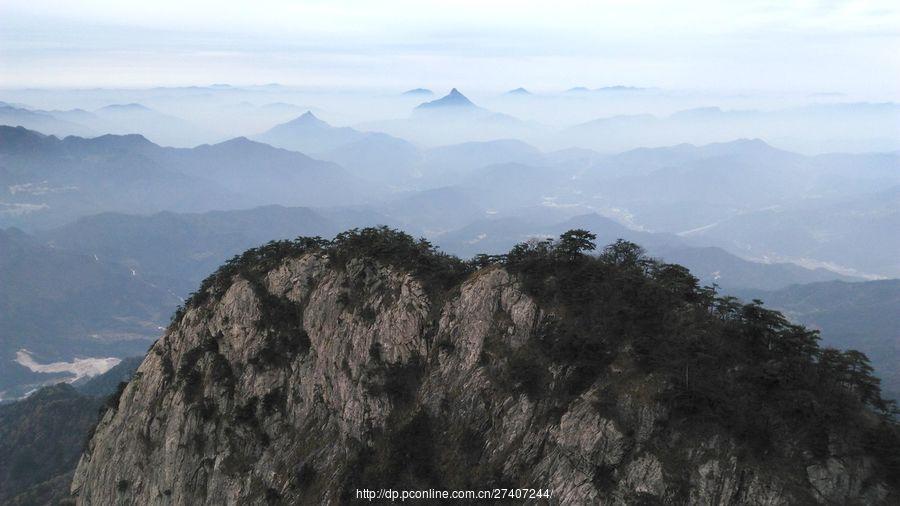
[3,0,899,501]
[1,83,898,405]
[4,86,897,152]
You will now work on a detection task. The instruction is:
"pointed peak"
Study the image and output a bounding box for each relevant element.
[415,88,476,110]
[506,87,531,95]
[286,110,328,127]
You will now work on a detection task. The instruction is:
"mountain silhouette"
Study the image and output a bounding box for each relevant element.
[415,88,477,110]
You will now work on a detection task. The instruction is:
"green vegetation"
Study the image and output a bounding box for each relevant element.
[0,384,104,504]
[497,231,900,484]
[169,226,898,487]
[735,279,900,401]
[173,236,329,322]
[328,227,471,296]
[173,227,470,326]
[342,410,440,500]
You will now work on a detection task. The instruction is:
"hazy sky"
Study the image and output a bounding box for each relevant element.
[1,0,898,96]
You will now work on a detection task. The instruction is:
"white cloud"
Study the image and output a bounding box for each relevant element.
[0,0,897,94]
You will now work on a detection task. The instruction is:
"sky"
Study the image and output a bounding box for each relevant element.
[1,0,898,96]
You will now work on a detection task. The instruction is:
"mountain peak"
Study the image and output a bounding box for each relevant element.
[215,136,262,148]
[73,227,900,505]
[0,125,56,153]
[415,88,476,110]
[402,88,433,96]
[506,87,531,95]
[287,110,328,127]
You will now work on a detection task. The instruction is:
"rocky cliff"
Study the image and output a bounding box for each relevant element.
[72,229,899,505]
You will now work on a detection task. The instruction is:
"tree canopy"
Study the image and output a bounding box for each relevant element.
[172,227,898,484]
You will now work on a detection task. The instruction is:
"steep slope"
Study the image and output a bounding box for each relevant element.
[0,384,104,505]
[76,357,145,398]
[73,228,898,505]
[0,360,145,505]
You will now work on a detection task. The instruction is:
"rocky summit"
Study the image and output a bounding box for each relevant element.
[72,228,899,505]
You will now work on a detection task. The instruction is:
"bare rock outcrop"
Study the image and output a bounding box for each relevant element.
[71,244,898,505]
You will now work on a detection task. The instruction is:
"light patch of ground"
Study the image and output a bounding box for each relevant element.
[15,349,121,382]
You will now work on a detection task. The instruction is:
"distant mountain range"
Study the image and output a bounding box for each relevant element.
[542,139,900,277]
[0,125,377,228]
[257,113,541,186]
[562,102,900,153]
[0,102,215,147]
[362,88,540,146]
[0,103,95,138]
[253,111,422,184]
[4,122,896,279]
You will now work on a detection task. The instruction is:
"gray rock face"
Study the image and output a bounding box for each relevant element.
[72,254,895,505]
